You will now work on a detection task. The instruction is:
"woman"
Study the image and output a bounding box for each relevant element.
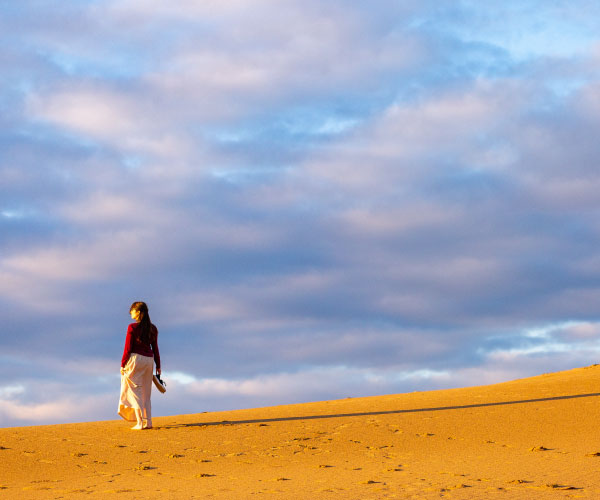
[118,301,161,430]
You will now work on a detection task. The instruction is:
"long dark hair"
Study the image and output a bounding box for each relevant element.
[130,301,153,344]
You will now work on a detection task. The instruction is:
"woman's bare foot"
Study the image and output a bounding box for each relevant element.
[131,424,143,430]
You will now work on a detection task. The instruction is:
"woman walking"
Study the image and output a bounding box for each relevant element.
[118,301,161,430]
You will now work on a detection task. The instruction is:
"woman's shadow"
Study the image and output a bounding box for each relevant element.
[162,391,600,429]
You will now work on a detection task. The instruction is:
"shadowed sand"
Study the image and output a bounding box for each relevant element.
[2,365,600,499]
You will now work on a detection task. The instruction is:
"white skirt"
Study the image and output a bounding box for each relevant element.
[118,353,154,423]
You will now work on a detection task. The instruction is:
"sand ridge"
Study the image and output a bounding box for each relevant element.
[2,365,600,499]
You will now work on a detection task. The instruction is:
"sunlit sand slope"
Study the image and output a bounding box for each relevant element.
[2,365,600,499]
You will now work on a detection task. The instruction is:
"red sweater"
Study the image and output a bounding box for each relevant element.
[121,322,161,370]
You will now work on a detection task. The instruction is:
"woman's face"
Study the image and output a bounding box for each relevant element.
[130,309,141,321]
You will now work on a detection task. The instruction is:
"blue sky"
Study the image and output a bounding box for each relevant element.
[2,0,600,427]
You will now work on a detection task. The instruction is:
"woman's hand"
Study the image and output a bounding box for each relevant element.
[157,368,161,376]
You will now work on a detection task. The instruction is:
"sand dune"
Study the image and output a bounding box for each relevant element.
[2,365,600,499]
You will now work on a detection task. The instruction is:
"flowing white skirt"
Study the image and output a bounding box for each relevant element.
[118,353,154,425]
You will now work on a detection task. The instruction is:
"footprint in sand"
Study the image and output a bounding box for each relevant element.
[135,465,157,471]
[318,464,334,468]
[166,454,185,458]
[508,479,532,484]
[0,446,10,450]
[529,446,551,452]
[586,452,600,457]
[545,484,580,490]
[440,484,469,492]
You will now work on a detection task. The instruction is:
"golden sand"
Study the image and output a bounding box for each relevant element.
[2,365,600,499]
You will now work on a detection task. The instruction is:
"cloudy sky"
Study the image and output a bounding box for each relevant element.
[2,1,600,427]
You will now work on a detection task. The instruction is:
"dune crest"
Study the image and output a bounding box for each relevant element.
[2,365,600,498]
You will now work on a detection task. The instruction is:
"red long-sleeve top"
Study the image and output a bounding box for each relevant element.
[121,322,161,370]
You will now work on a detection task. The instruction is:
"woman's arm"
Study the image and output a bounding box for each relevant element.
[152,325,161,375]
[121,325,134,369]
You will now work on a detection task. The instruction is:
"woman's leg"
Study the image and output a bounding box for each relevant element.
[145,358,154,429]
[140,356,153,429]
[120,354,149,429]
[131,408,143,430]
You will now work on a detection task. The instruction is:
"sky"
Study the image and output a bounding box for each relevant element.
[2,0,600,427]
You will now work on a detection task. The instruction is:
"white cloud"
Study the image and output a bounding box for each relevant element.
[28,87,192,158]
[1,210,27,219]
[559,322,600,339]
[480,322,600,366]
[3,0,600,427]
[0,392,115,428]
[169,366,452,401]
[0,385,25,399]
[30,89,137,138]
